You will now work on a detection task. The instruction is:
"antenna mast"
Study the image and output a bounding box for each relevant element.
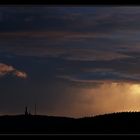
[35,104,37,115]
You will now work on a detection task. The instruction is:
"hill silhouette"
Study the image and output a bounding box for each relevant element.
[0,112,140,134]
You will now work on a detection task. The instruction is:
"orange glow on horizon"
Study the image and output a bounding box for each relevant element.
[72,82,140,117]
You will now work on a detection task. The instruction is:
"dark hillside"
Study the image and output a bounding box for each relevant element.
[0,112,140,134]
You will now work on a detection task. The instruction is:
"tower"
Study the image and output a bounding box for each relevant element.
[25,106,28,116]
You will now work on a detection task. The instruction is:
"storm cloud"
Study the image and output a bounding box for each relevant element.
[0,6,140,117]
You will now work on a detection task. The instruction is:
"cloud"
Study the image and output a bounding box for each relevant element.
[0,63,27,79]
[0,31,122,40]
[13,70,27,79]
[57,67,140,88]
[0,43,132,62]
[63,49,131,61]
[0,7,140,33]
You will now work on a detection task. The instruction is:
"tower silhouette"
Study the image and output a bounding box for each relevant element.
[25,106,28,116]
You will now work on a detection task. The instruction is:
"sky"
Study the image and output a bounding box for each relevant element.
[1,6,140,117]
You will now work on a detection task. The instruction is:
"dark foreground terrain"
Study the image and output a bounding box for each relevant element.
[0,112,140,134]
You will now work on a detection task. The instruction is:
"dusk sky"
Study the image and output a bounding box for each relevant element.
[1,6,140,117]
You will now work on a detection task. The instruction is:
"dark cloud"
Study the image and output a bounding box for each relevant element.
[58,70,140,84]
[0,6,140,33]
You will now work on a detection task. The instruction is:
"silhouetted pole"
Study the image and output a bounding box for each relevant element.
[25,106,28,116]
[35,104,37,115]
